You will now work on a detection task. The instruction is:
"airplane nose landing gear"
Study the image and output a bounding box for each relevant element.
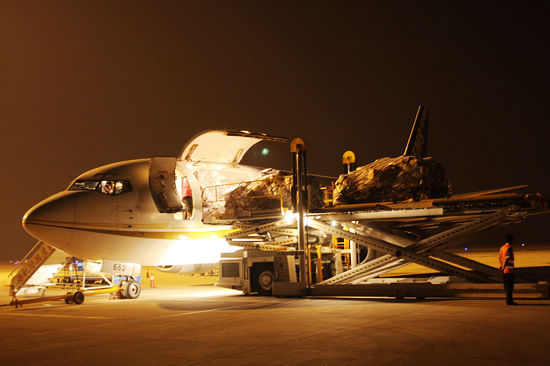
[120,278,141,299]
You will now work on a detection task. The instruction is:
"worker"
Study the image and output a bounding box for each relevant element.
[181,177,193,219]
[499,234,517,305]
[101,180,115,195]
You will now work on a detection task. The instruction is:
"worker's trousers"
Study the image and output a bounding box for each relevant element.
[503,273,515,304]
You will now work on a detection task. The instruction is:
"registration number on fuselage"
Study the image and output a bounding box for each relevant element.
[100,260,141,276]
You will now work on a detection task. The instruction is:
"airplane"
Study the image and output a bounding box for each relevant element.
[21,130,289,298]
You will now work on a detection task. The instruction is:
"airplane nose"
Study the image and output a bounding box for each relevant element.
[22,191,77,247]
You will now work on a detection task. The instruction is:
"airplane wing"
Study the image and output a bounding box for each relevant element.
[446,185,528,199]
[180,130,288,164]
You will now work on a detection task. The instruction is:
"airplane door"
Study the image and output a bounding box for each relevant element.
[149,157,184,213]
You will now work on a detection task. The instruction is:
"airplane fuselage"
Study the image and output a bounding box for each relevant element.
[22,157,264,269]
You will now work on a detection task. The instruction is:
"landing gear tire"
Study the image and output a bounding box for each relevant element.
[121,279,141,299]
[73,291,85,305]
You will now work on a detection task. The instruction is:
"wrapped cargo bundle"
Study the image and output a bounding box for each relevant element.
[333,155,449,205]
[224,172,293,213]
[224,172,324,215]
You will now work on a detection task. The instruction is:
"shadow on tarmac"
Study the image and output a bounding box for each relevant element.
[305,297,456,304]
[156,294,460,312]
[158,298,296,311]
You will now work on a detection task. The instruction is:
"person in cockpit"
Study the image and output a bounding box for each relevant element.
[101,181,115,195]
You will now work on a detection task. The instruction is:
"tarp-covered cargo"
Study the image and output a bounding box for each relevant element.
[222,172,323,215]
[224,172,293,213]
[333,155,449,205]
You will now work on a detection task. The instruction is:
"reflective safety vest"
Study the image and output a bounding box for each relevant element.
[499,243,514,273]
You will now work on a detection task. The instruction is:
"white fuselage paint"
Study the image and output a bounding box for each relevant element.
[22,158,263,268]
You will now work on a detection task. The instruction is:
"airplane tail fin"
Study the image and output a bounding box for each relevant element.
[403,105,429,157]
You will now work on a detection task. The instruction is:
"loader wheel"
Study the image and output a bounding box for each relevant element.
[258,270,274,292]
[252,264,274,295]
[121,279,141,299]
[73,291,85,305]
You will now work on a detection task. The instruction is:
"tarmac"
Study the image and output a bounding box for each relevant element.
[1,255,550,365]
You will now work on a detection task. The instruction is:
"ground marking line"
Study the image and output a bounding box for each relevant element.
[0,312,113,319]
[161,303,260,317]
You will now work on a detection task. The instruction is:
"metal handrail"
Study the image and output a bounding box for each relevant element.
[8,241,42,278]
[201,178,287,203]
[201,178,291,217]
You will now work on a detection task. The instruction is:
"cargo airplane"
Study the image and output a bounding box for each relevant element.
[22,130,288,297]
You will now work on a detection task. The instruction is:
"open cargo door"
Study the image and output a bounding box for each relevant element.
[149,157,183,213]
[180,130,287,164]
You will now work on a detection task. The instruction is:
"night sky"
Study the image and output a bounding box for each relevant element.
[1,1,549,260]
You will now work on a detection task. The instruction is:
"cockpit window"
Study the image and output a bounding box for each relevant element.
[69,180,132,195]
[100,181,115,195]
[70,180,100,191]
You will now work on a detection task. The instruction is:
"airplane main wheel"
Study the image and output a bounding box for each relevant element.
[121,279,141,299]
[73,291,85,305]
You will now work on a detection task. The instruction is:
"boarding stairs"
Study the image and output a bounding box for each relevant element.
[8,242,139,307]
[8,241,71,297]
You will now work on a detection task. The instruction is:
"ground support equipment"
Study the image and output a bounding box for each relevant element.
[7,243,142,306]
[217,192,550,299]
